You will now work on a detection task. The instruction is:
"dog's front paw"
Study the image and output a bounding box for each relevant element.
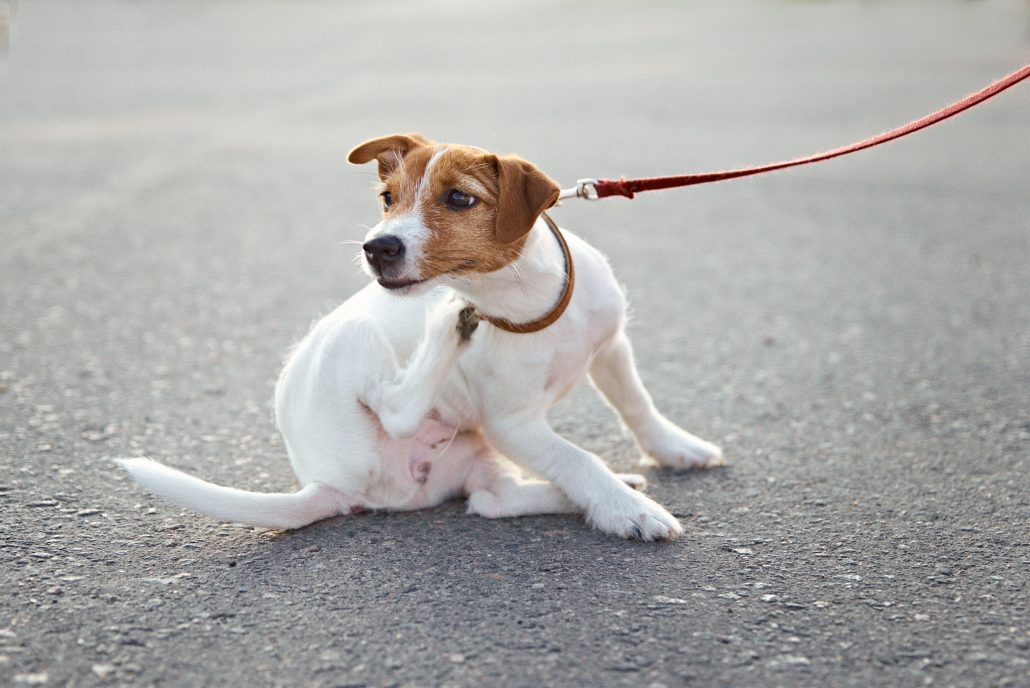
[639,418,725,470]
[587,488,682,541]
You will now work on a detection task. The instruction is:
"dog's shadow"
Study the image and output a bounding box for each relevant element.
[217,463,732,591]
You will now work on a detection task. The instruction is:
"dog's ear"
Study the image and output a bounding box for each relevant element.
[348,133,434,178]
[493,155,561,244]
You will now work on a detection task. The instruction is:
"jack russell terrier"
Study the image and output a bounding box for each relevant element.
[119,133,724,541]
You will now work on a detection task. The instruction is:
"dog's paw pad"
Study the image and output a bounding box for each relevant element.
[456,306,480,341]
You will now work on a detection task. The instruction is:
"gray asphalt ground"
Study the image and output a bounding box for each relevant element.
[2,1,1029,686]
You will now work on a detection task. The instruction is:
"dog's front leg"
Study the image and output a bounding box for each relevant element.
[484,416,683,541]
[589,332,724,469]
[363,300,478,439]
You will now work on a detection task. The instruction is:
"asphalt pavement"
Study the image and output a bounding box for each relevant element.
[2,1,1028,686]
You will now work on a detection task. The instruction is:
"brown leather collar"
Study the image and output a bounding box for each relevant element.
[478,213,574,334]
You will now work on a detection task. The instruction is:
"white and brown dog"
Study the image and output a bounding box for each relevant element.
[119,133,723,541]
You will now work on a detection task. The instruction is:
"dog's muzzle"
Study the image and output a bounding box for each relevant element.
[362,234,424,290]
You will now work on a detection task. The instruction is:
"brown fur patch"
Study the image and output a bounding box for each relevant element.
[348,133,434,180]
[417,146,526,278]
[379,145,435,217]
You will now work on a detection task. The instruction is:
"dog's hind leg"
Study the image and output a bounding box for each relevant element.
[362,298,475,440]
[467,476,574,519]
[459,449,569,518]
[465,473,642,518]
[589,332,724,469]
[466,466,649,519]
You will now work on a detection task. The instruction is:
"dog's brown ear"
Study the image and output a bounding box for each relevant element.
[493,155,561,244]
[348,133,434,178]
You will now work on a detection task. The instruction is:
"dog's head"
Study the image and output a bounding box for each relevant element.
[348,133,560,292]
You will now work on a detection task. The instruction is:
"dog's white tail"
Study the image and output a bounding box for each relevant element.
[116,458,348,530]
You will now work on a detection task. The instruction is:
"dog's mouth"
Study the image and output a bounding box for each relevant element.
[377,277,426,291]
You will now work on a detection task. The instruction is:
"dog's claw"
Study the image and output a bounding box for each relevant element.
[457,306,480,341]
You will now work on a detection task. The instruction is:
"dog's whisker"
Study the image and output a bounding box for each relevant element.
[341,170,379,180]
[508,262,529,298]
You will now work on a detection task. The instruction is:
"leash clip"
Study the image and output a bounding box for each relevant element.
[557,178,599,202]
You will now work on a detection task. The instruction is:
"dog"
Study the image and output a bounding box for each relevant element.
[119,133,724,540]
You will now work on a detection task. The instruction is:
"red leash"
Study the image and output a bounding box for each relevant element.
[558,64,1030,201]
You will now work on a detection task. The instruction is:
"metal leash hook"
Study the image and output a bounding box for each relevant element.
[556,178,599,202]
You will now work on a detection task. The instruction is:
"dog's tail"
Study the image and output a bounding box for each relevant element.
[116,458,349,530]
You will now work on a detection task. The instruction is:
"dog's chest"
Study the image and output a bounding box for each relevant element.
[433,324,599,428]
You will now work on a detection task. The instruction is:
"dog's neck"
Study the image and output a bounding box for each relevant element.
[448,217,567,327]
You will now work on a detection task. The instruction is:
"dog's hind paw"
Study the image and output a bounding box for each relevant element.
[615,473,647,491]
[378,408,422,440]
[466,490,502,518]
[456,306,480,342]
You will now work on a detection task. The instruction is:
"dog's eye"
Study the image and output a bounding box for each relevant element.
[380,191,394,210]
[444,189,477,210]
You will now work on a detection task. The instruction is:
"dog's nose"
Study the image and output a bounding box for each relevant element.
[362,235,405,272]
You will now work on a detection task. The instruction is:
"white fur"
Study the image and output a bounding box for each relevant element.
[119,168,723,541]
[373,210,429,281]
[417,146,446,202]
